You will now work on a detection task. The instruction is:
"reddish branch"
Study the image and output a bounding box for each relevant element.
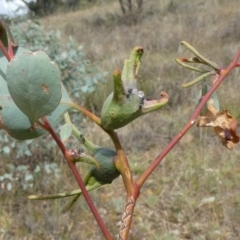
[137,49,240,187]
[39,117,113,240]
[0,40,11,62]
[115,49,240,240]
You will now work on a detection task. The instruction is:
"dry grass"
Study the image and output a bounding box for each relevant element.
[1,0,240,239]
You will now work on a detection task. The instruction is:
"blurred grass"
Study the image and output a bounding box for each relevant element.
[1,0,240,239]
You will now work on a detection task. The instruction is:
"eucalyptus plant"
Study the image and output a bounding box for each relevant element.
[0,21,240,239]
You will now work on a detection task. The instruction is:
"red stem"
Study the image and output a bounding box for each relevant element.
[137,49,240,187]
[40,117,113,240]
[0,40,11,62]
[7,40,14,59]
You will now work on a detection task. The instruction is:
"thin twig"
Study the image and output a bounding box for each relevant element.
[137,49,240,188]
[61,101,101,126]
[115,49,240,240]
[0,40,11,61]
[38,117,113,240]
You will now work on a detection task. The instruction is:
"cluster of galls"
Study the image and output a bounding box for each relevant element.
[28,46,169,210]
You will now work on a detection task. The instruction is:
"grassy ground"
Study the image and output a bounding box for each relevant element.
[1,0,240,239]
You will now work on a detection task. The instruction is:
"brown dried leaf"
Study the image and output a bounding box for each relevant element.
[197,99,239,149]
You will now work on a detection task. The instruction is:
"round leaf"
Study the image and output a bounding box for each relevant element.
[0,83,72,140]
[6,51,62,120]
[0,47,73,140]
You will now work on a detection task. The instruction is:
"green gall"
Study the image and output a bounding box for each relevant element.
[91,148,120,184]
[100,46,169,130]
[101,90,144,129]
[64,147,120,210]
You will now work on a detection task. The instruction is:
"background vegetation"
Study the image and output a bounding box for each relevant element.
[1,0,240,239]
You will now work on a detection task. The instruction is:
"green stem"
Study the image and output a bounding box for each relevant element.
[181,71,215,88]
[29,189,81,200]
[63,181,103,212]
[136,49,240,188]
[64,112,82,137]
[62,101,101,126]
[64,112,100,153]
